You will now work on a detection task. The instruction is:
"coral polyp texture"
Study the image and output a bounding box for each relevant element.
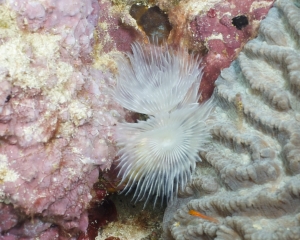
[114,43,213,206]
[0,0,125,238]
[163,0,300,239]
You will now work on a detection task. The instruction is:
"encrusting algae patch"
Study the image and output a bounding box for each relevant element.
[0,4,91,131]
[96,193,164,240]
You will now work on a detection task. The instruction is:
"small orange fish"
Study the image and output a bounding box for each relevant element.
[188,209,219,223]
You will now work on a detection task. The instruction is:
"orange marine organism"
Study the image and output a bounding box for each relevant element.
[189,209,219,223]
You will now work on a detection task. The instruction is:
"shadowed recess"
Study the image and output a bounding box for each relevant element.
[130,4,172,44]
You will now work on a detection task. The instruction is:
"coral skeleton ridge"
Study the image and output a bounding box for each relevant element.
[114,42,213,206]
[164,0,300,239]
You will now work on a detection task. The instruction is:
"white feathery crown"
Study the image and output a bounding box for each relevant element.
[114,42,203,115]
[113,42,213,206]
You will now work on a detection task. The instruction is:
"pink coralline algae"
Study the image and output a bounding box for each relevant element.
[190,0,274,100]
[0,0,125,239]
[10,0,100,61]
[166,0,275,101]
[99,0,274,101]
[94,0,139,54]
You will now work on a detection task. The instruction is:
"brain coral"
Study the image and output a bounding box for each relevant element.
[163,0,300,239]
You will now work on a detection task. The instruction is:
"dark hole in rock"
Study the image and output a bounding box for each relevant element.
[130,4,172,44]
[130,3,148,20]
[5,94,11,103]
[232,15,249,30]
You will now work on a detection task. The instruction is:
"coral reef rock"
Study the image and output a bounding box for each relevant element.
[167,0,274,101]
[163,0,300,239]
[0,0,125,238]
[98,0,274,100]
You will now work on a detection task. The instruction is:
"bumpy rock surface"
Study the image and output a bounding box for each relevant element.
[0,1,125,238]
[98,0,274,100]
[169,0,274,101]
[164,0,300,239]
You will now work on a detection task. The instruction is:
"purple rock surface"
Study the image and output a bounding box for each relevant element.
[0,0,125,238]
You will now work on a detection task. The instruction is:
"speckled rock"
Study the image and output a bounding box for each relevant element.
[163,0,300,239]
[0,1,125,239]
[167,0,274,101]
[95,0,274,100]
[10,0,99,61]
